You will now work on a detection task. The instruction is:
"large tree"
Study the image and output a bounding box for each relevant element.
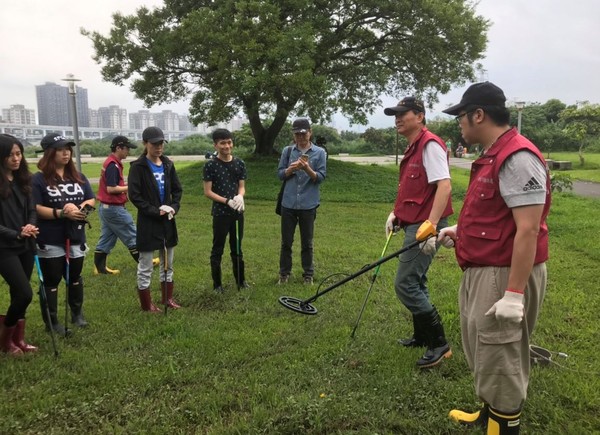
[83,0,488,155]
[560,103,600,165]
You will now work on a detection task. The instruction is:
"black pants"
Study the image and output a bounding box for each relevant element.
[279,206,316,277]
[210,214,244,266]
[39,255,84,288]
[0,250,34,326]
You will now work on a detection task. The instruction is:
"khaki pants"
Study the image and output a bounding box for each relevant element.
[459,263,546,411]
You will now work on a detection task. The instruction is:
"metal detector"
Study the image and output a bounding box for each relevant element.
[278,221,437,315]
[350,231,394,338]
[34,254,58,357]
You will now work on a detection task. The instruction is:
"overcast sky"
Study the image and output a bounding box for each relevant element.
[1,0,598,131]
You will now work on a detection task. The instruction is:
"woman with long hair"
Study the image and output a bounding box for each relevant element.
[32,134,95,336]
[0,134,39,355]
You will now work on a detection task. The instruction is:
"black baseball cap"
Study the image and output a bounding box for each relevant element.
[292,118,311,133]
[384,97,426,116]
[111,135,137,149]
[443,82,507,116]
[40,133,75,151]
[142,126,168,144]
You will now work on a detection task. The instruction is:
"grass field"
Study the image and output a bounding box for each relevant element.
[1,157,600,434]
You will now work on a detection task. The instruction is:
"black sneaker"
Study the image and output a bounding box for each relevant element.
[303,276,314,285]
[278,275,289,285]
[214,286,225,294]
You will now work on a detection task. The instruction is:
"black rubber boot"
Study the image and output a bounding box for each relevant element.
[398,313,426,347]
[40,286,71,337]
[232,255,249,289]
[129,247,140,263]
[69,278,88,328]
[416,307,451,368]
[487,407,521,434]
[94,251,120,275]
[211,262,224,293]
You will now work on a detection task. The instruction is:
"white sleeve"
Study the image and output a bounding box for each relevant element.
[423,140,451,184]
[499,151,548,208]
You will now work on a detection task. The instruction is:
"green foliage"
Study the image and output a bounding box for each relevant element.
[550,172,573,193]
[2,159,600,433]
[83,0,488,155]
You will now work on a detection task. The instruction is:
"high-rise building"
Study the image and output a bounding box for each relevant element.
[35,82,90,127]
[97,105,128,129]
[1,104,36,125]
[155,110,179,132]
[129,110,154,130]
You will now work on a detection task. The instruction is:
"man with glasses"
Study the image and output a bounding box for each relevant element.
[128,127,183,312]
[439,82,551,434]
[383,97,453,368]
[277,118,327,285]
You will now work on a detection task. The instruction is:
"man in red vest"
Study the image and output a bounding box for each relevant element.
[383,97,453,368]
[440,82,551,434]
[94,136,157,274]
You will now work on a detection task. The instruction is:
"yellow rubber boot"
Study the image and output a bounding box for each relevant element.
[449,403,488,427]
[93,252,120,275]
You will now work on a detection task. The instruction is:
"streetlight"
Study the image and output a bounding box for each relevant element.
[62,74,82,172]
[515,101,525,134]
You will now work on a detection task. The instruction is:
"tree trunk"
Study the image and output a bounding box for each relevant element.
[247,108,290,156]
[578,144,585,166]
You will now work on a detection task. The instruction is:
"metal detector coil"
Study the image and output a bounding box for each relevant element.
[278,296,318,315]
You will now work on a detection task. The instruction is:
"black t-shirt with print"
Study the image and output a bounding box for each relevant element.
[32,172,95,246]
[203,157,247,216]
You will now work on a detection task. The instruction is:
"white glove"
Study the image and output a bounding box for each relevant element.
[485,290,524,323]
[232,194,245,212]
[419,237,437,255]
[385,212,397,237]
[159,205,175,220]
[437,224,457,248]
[226,198,237,211]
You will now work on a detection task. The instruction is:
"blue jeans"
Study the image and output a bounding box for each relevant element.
[394,218,448,315]
[96,204,137,253]
[279,206,316,277]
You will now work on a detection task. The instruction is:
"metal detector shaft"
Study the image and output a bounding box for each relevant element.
[350,231,394,338]
[163,241,168,316]
[305,238,422,305]
[64,239,71,336]
[34,255,58,357]
[279,221,437,315]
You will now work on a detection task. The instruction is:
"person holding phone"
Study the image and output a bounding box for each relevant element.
[32,133,96,334]
[277,118,327,285]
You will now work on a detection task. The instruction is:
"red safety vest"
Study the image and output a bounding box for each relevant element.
[96,154,127,205]
[455,128,551,269]
[394,128,453,226]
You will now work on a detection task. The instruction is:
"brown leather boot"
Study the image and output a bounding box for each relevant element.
[138,288,161,313]
[13,318,38,353]
[161,282,181,309]
[0,320,23,355]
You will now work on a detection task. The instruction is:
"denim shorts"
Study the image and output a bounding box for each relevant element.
[36,242,89,259]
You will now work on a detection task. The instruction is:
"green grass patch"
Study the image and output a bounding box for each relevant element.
[545,152,600,183]
[1,157,599,433]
